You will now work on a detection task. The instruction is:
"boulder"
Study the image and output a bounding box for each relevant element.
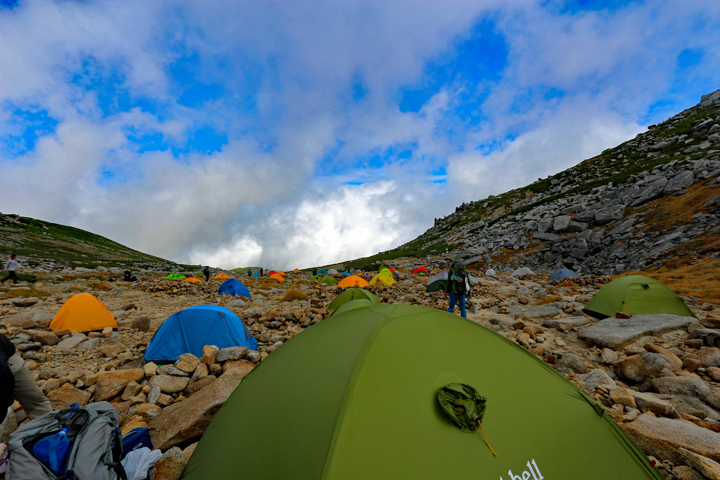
[55,333,87,350]
[553,215,571,232]
[577,315,692,350]
[696,348,720,368]
[32,331,59,346]
[609,387,636,408]
[225,299,247,308]
[663,171,694,194]
[216,346,248,362]
[622,414,720,464]
[77,338,100,350]
[2,315,34,328]
[131,316,151,332]
[11,298,38,307]
[151,446,186,480]
[522,305,561,320]
[47,383,91,409]
[201,345,219,365]
[613,355,649,383]
[629,391,674,416]
[638,352,679,376]
[555,352,589,374]
[644,343,683,370]
[149,368,248,450]
[542,316,590,328]
[678,448,720,480]
[175,353,201,373]
[578,368,617,390]
[92,369,145,385]
[653,376,711,399]
[148,375,190,394]
[95,376,129,402]
[594,205,625,225]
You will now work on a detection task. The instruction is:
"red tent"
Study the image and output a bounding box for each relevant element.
[412,266,428,274]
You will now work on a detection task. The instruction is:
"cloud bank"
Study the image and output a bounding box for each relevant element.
[1,0,719,269]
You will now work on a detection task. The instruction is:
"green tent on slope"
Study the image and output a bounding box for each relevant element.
[181,304,662,480]
[327,288,381,312]
[332,299,374,315]
[318,275,338,286]
[425,279,447,293]
[583,275,696,319]
[165,273,186,280]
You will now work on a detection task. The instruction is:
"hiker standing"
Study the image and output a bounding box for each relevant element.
[259,268,264,277]
[203,266,210,282]
[444,263,470,319]
[1,254,21,285]
[247,269,252,276]
[0,333,52,425]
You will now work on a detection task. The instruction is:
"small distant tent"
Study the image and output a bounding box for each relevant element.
[583,275,696,319]
[342,270,352,276]
[378,268,393,277]
[327,269,339,275]
[268,271,277,275]
[184,277,202,283]
[252,272,260,278]
[293,268,300,273]
[318,275,338,286]
[165,273,186,280]
[308,275,320,282]
[182,304,664,480]
[218,278,252,299]
[549,269,578,281]
[511,267,534,276]
[337,275,370,288]
[145,306,258,363]
[485,268,497,276]
[425,279,447,293]
[278,271,286,276]
[370,274,395,286]
[333,299,373,315]
[269,274,286,282]
[328,288,381,311]
[50,293,117,333]
[214,273,232,280]
[412,266,428,274]
[317,269,329,275]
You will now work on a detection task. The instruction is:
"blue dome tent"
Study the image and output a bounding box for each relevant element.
[218,278,252,299]
[145,306,258,363]
[549,268,578,281]
[252,272,260,278]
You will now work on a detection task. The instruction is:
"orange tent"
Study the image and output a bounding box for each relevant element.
[337,275,369,288]
[214,273,232,280]
[50,293,117,333]
[184,277,202,283]
[269,273,285,282]
[293,268,300,273]
[278,271,286,276]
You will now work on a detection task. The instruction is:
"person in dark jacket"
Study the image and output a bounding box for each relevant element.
[0,334,52,425]
[443,264,470,319]
[203,266,210,282]
[259,268,264,277]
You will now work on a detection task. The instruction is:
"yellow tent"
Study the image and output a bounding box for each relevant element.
[337,275,369,288]
[50,293,117,333]
[370,274,396,286]
[214,273,232,280]
[184,277,202,283]
[269,273,286,282]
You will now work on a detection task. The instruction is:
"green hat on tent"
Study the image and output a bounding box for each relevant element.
[180,304,662,480]
[583,275,696,319]
[318,275,338,286]
[328,288,381,311]
[165,273,186,280]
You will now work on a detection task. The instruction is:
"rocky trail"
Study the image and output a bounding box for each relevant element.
[1,260,719,480]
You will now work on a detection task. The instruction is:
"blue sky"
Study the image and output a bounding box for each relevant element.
[1,0,719,269]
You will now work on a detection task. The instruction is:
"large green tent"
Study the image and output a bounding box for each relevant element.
[327,288,381,312]
[181,304,661,480]
[318,275,338,286]
[583,275,696,319]
[332,299,374,315]
[165,273,186,280]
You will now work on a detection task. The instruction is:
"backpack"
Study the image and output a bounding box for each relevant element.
[448,265,470,295]
[6,402,126,480]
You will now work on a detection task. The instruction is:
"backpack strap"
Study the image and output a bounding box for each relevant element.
[109,428,127,480]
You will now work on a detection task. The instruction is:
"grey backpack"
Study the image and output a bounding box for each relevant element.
[6,402,126,480]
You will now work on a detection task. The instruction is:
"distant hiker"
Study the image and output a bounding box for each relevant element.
[259,268,264,277]
[312,268,317,276]
[444,263,471,319]
[1,254,21,285]
[247,269,252,276]
[123,270,132,281]
[0,333,52,425]
[203,266,210,282]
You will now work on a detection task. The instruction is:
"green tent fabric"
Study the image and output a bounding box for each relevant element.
[327,288,381,312]
[165,273,186,280]
[378,268,393,276]
[181,304,662,480]
[318,275,338,286]
[308,275,320,282]
[583,275,696,319]
[425,279,447,292]
[332,299,373,315]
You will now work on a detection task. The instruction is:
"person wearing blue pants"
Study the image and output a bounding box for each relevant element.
[444,263,470,319]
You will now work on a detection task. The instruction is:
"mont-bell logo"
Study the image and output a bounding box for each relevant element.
[500,459,544,480]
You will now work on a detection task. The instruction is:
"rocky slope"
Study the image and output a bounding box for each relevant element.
[0,212,193,273]
[397,89,720,276]
[1,267,720,479]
